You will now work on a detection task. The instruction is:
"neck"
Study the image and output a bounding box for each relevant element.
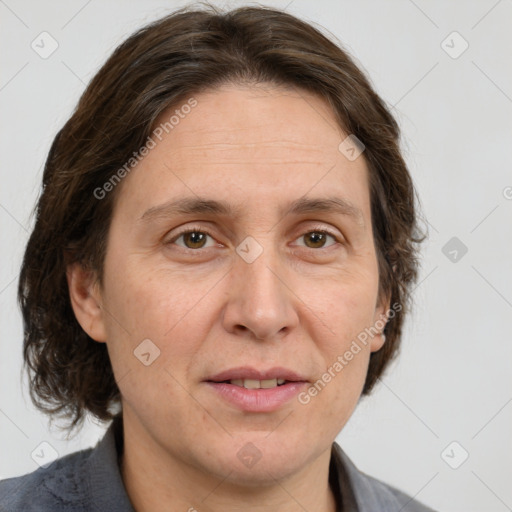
[119,415,339,512]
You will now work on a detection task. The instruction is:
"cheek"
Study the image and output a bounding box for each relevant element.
[299,267,378,413]
[99,266,206,417]
[103,252,207,335]
[303,287,375,431]
[100,255,219,381]
[308,268,379,352]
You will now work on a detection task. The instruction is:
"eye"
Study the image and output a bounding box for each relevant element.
[293,230,339,249]
[166,227,340,251]
[168,228,217,250]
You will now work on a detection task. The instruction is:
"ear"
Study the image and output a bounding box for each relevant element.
[370,292,391,353]
[66,262,107,343]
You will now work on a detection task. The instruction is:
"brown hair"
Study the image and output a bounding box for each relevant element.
[19,3,425,433]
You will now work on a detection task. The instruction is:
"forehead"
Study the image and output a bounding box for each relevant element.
[114,83,371,224]
[156,83,345,158]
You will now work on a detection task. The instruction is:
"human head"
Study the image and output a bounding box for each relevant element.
[19,4,424,440]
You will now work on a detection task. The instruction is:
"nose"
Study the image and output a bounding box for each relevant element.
[221,247,299,341]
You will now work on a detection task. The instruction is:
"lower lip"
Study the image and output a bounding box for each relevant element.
[204,381,308,412]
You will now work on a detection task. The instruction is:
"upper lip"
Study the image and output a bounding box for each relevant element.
[206,366,308,383]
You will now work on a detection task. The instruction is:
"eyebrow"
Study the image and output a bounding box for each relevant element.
[139,195,364,227]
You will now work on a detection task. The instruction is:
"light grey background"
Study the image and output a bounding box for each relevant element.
[1,1,511,510]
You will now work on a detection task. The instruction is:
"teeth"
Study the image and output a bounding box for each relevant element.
[246,378,264,389]
[229,378,287,389]
[260,379,278,389]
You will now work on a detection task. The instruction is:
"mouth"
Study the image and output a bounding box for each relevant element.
[208,378,291,389]
[205,365,308,385]
[203,366,309,412]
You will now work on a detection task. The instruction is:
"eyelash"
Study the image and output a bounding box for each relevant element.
[166,225,341,251]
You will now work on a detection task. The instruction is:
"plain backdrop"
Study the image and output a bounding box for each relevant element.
[1,1,511,511]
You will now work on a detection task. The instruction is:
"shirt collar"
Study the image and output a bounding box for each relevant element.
[82,414,135,512]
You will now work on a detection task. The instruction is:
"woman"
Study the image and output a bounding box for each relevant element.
[1,4,432,511]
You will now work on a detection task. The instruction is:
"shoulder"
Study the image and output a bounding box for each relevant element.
[0,416,133,512]
[331,442,437,512]
[0,447,93,512]
[361,472,437,511]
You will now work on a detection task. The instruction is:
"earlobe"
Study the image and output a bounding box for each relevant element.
[370,331,386,353]
[370,294,391,353]
[66,263,107,343]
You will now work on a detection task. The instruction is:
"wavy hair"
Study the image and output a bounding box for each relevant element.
[18,3,426,434]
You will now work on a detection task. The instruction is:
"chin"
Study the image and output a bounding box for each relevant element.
[207,437,312,484]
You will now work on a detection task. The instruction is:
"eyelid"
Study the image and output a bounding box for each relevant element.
[290,226,341,249]
[165,223,344,249]
[165,225,218,247]
[298,224,342,241]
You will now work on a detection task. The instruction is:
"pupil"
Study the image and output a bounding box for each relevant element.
[308,232,325,248]
[186,232,205,248]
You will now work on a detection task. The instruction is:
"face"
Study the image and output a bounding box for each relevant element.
[69,83,389,486]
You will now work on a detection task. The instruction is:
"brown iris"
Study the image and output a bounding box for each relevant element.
[183,231,208,249]
[303,232,329,249]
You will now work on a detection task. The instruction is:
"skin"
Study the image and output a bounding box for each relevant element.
[67,83,390,512]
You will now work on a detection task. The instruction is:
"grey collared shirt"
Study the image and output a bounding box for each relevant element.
[0,415,436,511]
